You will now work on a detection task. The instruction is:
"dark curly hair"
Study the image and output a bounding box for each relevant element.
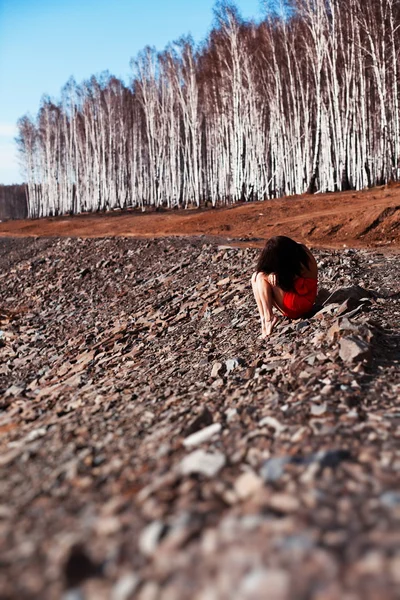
[256,236,311,292]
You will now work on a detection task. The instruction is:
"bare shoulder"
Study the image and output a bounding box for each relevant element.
[255,270,269,282]
[300,244,318,278]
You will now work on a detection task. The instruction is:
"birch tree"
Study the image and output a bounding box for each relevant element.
[17,0,400,217]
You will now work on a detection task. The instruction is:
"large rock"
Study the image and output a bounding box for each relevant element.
[323,285,374,306]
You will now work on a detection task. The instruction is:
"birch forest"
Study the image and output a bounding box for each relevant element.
[17,0,400,218]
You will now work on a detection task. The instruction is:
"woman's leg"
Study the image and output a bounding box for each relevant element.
[251,272,267,337]
[256,273,276,337]
[255,272,286,337]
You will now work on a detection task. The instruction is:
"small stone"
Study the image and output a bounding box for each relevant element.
[180,449,226,477]
[259,415,286,434]
[5,384,24,397]
[291,427,307,443]
[0,505,13,518]
[355,551,385,575]
[183,423,222,448]
[320,385,334,396]
[0,449,20,467]
[225,408,238,422]
[310,331,326,345]
[94,516,121,536]
[112,573,140,600]
[138,521,165,557]
[380,491,400,508]
[339,336,370,363]
[238,568,290,599]
[217,277,230,286]
[234,471,263,500]
[137,582,159,600]
[211,362,223,378]
[310,402,327,416]
[260,457,290,482]
[225,357,243,374]
[25,427,47,442]
[327,321,341,341]
[268,493,299,513]
[211,377,224,389]
[299,369,311,379]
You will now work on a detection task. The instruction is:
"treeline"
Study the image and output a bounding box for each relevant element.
[0,185,28,220]
[17,0,400,218]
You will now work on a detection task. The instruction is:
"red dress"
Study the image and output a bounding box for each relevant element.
[282,276,318,319]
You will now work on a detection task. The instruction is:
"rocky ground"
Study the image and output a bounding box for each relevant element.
[0,236,399,600]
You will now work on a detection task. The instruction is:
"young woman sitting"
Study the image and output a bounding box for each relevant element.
[251,236,318,338]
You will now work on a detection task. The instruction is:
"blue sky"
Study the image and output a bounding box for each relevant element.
[0,0,263,184]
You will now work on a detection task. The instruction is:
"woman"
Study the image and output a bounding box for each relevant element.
[251,236,318,337]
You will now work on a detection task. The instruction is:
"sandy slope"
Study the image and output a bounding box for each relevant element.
[1,184,400,249]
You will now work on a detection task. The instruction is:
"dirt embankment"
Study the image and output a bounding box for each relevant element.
[1,184,400,248]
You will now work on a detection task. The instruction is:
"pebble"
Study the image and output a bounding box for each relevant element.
[138,521,166,556]
[217,277,230,286]
[268,493,300,513]
[111,573,140,600]
[258,416,286,434]
[94,516,122,536]
[380,491,400,508]
[225,408,238,422]
[183,423,222,448]
[260,457,290,482]
[180,449,226,477]
[238,568,290,600]
[211,362,223,378]
[339,336,370,363]
[225,357,242,374]
[137,582,159,600]
[310,402,327,416]
[234,471,263,500]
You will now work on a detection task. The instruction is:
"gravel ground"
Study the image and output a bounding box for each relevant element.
[0,236,399,600]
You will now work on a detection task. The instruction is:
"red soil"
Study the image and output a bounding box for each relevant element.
[1,184,399,249]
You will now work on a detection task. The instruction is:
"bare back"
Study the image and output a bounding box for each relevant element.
[300,245,318,279]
